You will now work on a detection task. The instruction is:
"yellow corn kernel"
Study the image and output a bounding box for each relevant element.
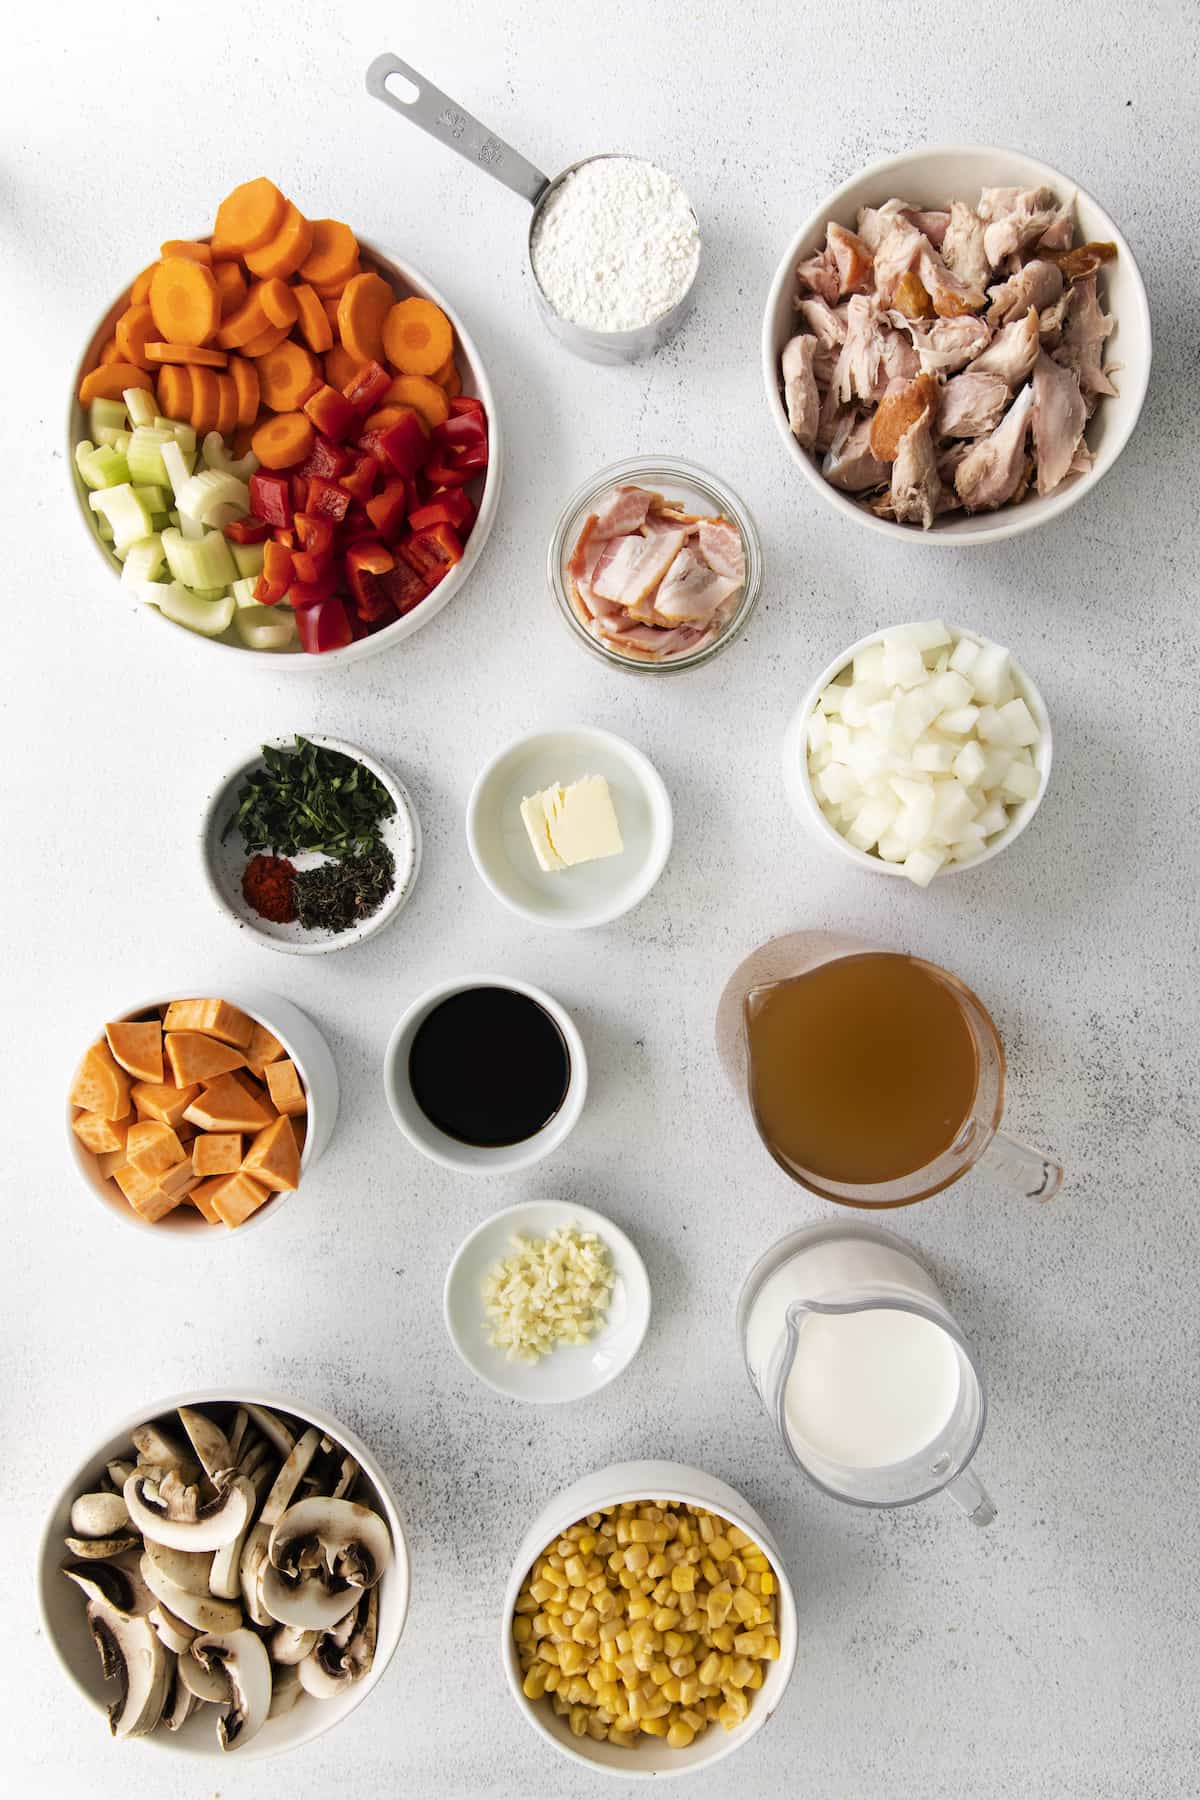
[698,1651,722,1686]
[748,1664,764,1690]
[626,1594,652,1621]
[514,1591,538,1615]
[543,1560,567,1587]
[698,1514,715,1543]
[709,1535,731,1560]
[743,1552,768,1573]
[669,1654,696,1678]
[676,1518,694,1547]
[732,1586,759,1622]
[594,1587,617,1619]
[616,1630,632,1655]
[616,1653,638,1683]
[629,1519,654,1543]
[647,1554,669,1579]
[653,1607,679,1632]
[667,1719,695,1749]
[609,1728,635,1748]
[729,1657,756,1687]
[711,1625,735,1653]
[700,1557,721,1586]
[577,1532,597,1555]
[523,1665,547,1699]
[733,1630,763,1657]
[671,1564,695,1593]
[530,1579,554,1604]
[544,1666,562,1693]
[557,1641,585,1676]
[640,1716,668,1737]
[616,1522,632,1545]
[679,1676,700,1705]
[764,1636,781,1660]
[568,1705,588,1738]
[728,1527,751,1549]
[512,1616,532,1644]
[704,1696,721,1721]
[624,1542,650,1572]
[663,1676,682,1703]
[760,1568,775,1595]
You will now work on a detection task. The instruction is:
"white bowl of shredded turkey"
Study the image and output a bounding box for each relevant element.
[762,145,1151,542]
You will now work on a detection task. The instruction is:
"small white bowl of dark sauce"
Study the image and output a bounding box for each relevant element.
[382,977,587,1174]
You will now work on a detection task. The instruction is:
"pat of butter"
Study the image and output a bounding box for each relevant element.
[520,776,624,873]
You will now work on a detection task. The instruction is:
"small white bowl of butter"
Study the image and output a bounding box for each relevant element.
[466,726,673,928]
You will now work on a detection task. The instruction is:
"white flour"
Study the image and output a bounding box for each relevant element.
[530,156,699,333]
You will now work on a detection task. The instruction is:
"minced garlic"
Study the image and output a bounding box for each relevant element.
[482,1224,615,1362]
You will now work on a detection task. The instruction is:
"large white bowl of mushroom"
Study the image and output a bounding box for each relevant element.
[37,1393,409,1759]
[762,145,1151,542]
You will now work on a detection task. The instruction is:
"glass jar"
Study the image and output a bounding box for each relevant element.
[547,456,763,674]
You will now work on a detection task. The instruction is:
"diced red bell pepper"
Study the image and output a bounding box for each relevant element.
[450,394,487,425]
[223,514,271,545]
[253,539,295,605]
[303,384,358,443]
[424,402,489,487]
[292,513,335,582]
[365,601,399,633]
[306,477,351,523]
[273,527,296,549]
[339,452,379,504]
[379,558,430,617]
[399,522,463,587]
[340,505,377,541]
[248,471,291,529]
[366,478,410,542]
[364,408,428,479]
[409,489,476,533]
[296,594,354,654]
[288,567,339,608]
[290,474,309,514]
[298,434,353,482]
[342,360,392,414]
[345,540,396,619]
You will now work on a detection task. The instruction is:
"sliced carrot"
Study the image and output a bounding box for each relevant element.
[98,337,121,366]
[213,177,286,255]
[383,373,450,428]
[149,258,220,347]
[256,340,322,412]
[145,341,228,368]
[310,264,360,300]
[432,352,456,386]
[365,403,429,437]
[161,239,213,265]
[216,289,271,351]
[337,272,395,365]
[251,411,315,470]
[324,344,361,390]
[442,359,462,399]
[257,278,298,329]
[297,218,359,290]
[213,261,247,318]
[382,297,453,376]
[243,321,292,358]
[156,365,192,422]
[292,283,332,354]
[215,373,239,437]
[79,363,153,405]
[131,263,157,305]
[189,365,221,435]
[113,305,154,368]
[244,202,313,281]
[321,295,342,329]
[229,356,260,428]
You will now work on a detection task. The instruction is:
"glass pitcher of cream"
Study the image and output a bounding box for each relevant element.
[739,1223,995,1523]
[716,930,1062,1206]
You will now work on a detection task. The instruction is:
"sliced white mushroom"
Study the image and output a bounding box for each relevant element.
[131,1421,196,1476]
[226,1407,249,1465]
[142,1539,214,1598]
[239,1427,322,1627]
[178,1407,235,1484]
[109,1550,157,1616]
[270,1497,391,1591]
[210,1441,276,1602]
[259,1562,362,1632]
[192,1628,273,1751]
[64,1533,140,1559]
[139,1553,242,1634]
[330,1454,360,1502]
[177,1640,228,1702]
[162,1663,197,1731]
[71,1492,131,1539]
[244,1403,296,1458]
[267,1661,303,1718]
[149,1603,197,1656]
[85,1593,171,1739]
[298,1585,379,1698]
[269,1622,319,1665]
[63,1560,141,1614]
[124,1469,255,1551]
[106,1458,135,1490]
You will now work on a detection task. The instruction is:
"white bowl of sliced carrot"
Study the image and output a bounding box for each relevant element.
[69,176,502,665]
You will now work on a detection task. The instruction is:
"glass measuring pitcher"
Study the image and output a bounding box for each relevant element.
[739,1223,995,1523]
[715,930,1062,1206]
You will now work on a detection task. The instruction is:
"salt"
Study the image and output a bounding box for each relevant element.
[530,156,700,334]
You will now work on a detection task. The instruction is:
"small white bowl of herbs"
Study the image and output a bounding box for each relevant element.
[201,735,421,953]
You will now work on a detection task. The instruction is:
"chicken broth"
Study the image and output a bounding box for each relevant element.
[745,952,979,1185]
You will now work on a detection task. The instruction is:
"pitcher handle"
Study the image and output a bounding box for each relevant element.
[980,1126,1062,1201]
[944,1466,996,1527]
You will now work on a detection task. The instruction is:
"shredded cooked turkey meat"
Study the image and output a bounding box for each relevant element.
[780,181,1118,527]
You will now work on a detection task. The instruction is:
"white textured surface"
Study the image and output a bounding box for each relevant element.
[2,2,1198,1796]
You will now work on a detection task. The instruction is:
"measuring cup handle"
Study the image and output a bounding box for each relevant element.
[944,1467,997,1527]
[365,55,551,209]
[980,1127,1063,1202]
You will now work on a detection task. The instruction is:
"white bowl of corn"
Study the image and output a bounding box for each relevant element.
[502,1461,797,1778]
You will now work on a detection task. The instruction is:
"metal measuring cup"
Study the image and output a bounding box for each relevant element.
[365,55,700,366]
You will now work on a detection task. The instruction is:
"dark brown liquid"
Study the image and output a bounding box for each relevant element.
[745,953,979,1186]
[409,986,571,1147]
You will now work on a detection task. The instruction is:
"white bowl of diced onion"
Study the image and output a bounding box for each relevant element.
[501,1461,798,1779]
[783,620,1052,884]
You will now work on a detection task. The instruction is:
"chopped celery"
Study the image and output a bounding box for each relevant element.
[132,483,168,515]
[161,525,238,591]
[154,416,197,454]
[95,425,130,449]
[150,513,172,533]
[127,426,176,488]
[89,397,127,438]
[175,468,251,529]
[231,576,260,608]
[179,512,204,541]
[124,388,158,429]
[77,443,131,490]
[160,438,195,503]
[89,483,153,552]
[202,432,258,480]
[168,510,180,527]
[236,603,296,651]
[191,586,231,601]
[121,536,166,585]
[151,583,236,638]
[230,540,265,579]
